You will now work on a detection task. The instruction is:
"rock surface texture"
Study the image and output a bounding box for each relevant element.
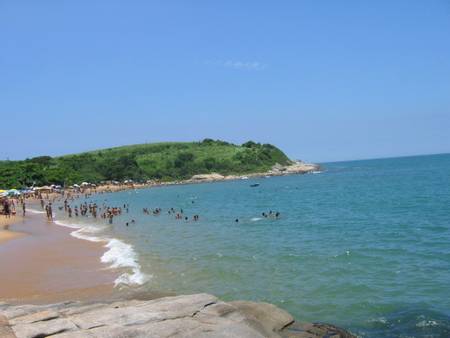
[0,294,354,338]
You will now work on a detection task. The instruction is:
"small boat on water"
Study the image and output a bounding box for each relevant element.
[250,183,260,187]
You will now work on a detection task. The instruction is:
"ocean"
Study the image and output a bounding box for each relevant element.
[52,153,450,337]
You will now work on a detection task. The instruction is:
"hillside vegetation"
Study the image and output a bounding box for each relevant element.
[0,140,292,187]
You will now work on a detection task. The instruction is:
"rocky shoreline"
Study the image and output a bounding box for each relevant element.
[54,161,322,197]
[0,293,354,338]
[90,161,321,194]
[187,161,320,184]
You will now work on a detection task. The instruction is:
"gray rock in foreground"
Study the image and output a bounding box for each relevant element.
[0,294,354,338]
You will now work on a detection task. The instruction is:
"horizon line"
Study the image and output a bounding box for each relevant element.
[319,151,450,165]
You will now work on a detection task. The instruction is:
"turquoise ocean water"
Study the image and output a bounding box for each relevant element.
[53,154,450,337]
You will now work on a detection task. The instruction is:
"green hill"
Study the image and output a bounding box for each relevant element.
[0,139,292,187]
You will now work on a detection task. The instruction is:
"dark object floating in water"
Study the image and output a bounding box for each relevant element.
[250,183,260,187]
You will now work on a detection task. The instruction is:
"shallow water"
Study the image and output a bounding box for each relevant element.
[54,154,450,337]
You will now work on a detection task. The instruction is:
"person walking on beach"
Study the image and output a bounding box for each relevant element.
[2,199,10,218]
[22,202,26,216]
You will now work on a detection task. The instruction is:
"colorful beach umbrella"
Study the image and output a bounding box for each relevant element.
[7,189,21,196]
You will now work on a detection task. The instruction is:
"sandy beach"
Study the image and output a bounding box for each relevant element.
[0,216,26,244]
[0,211,118,304]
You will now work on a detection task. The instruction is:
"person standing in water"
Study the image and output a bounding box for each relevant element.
[48,203,53,221]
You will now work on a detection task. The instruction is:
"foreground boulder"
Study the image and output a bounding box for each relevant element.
[0,294,354,338]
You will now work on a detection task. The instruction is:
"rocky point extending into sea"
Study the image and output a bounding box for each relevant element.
[0,293,354,338]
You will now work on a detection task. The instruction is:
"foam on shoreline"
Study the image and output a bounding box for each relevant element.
[27,208,46,214]
[53,218,149,287]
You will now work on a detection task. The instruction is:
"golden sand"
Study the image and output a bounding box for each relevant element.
[0,212,118,304]
[0,215,26,244]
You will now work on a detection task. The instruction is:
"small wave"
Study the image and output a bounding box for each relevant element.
[54,220,82,230]
[416,320,438,328]
[27,208,46,214]
[71,229,104,243]
[102,239,150,286]
[367,317,387,324]
[251,217,262,222]
[54,219,149,287]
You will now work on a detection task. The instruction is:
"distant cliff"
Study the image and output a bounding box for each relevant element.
[0,140,300,187]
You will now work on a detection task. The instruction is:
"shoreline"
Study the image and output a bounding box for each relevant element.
[0,174,357,337]
[80,161,321,195]
[0,168,319,303]
[0,211,118,304]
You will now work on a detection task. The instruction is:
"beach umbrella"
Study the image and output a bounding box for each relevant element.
[7,189,21,196]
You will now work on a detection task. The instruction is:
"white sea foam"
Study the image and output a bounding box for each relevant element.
[53,219,149,287]
[251,217,262,222]
[101,238,150,286]
[27,208,46,214]
[367,317,387,324]
[416,320,438,328]
[54,219,82,230]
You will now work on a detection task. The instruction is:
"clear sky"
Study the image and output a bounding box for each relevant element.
[1,1,449,163]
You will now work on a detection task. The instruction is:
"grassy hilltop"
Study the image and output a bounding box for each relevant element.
[0,139,292,187]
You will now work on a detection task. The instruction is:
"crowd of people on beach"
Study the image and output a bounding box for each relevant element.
[1,197,27,218]
[2,185,282,233]
[59,198,133,225]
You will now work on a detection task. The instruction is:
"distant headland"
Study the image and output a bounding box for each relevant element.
[0,139,319,189]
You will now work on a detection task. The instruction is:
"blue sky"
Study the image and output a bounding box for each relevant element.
[1,1,449,162]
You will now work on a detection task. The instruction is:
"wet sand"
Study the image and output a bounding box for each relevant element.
[0,212,118,304]
[0,216,26,244]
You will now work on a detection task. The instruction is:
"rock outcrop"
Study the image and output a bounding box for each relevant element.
[190,173,226,182]
[187,161,320,184]
[269,162,320,175]
[0,294,354,338]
